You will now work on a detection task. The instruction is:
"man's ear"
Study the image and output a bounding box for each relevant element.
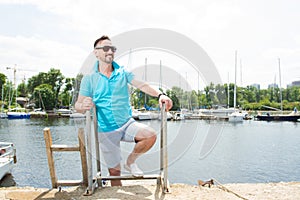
[94,49,98,58]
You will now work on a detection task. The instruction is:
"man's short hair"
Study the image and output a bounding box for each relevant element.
[94,35,111,48]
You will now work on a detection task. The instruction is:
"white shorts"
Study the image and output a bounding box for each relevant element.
[98,118,149,168]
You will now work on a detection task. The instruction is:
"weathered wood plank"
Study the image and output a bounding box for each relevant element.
[43,128,57,188]
[51,145,80,151]
[78,128,88,186]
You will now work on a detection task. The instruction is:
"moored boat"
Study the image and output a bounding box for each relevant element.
[29,108,47,118]
[228,110,248,122]
[7,108,30,119]
[56,108,72,117]
[69,112,86,118]
[255,112,300,122]
[200,107,236,117]
[174,112,184,120]
[0,112,7,119]
[0,142,17,180]
[138,111,159,120]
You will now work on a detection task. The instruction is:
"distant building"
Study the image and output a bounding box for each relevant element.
[268,83,278,89]
[290,81,300,87]
[251,83,260,90]
[16,97,29,107]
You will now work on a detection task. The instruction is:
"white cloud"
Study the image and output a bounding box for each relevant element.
[263,48,300,61]
[196,2,241,30]
[0,35,89,82]
[1,0,300,88]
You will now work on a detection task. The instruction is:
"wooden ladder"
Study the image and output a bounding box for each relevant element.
[44,127,88,188]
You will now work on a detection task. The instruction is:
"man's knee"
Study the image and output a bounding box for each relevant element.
[149,131,157,144]
[144,130,157,146]
[135,129,157,144]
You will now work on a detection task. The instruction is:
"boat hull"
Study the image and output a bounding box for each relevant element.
[0,113,7,119]
[7,112,30,119]
[256,115,300,122]
[228,115,244,122]
[0,158,14,180]
[0,142,16,180]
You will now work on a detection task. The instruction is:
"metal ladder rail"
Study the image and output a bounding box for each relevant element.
[84,103,170,195]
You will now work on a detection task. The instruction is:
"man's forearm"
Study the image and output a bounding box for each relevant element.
[131,80,161,97]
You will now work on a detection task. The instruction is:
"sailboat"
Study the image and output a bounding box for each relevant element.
[256,110,300,121]
[7,108,30,119]
[6,86,30,119]
[0,84,7,119]
[29,91,47,118]
[228,51,247,122]
[0,142,17,180]
[0,113,7,119]
[256,58,300,122]
[0,111,7,119]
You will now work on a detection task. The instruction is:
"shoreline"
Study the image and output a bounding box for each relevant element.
[0,181,299,200]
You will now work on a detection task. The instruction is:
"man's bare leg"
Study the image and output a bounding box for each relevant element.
[109,164,122,186]
[126,127,157,166]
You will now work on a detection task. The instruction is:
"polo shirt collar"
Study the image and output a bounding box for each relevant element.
[93,60,120,73]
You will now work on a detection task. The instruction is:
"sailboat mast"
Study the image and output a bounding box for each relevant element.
[278,58,283,112]
[234,50,237,109]
[1,84,4,112]
[227,72,230,108]
[198,71,200,109]
[144,58,147,105]
[159,60,162,90]
[8,84,12,110]
[240,58,242,87]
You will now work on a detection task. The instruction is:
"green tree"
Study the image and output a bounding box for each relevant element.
[60,77,75,107]
[190,90,198,109]
[0,73,7,101]
[290,86,300,101]
[166,89,180,111]
[215,84,227,105]
[27,72,48,94]
[229,83,234,107]
[33,84,55,110]
[204,83,218,107]
[199,93,207,108]
[170,86,184,109]
[47,68,65,108]
[71,73,84,106]
[0,73,6,88]
[27,68,65,109]
[17,82,27,97]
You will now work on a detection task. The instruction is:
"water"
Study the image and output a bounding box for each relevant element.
[0,118,299,188]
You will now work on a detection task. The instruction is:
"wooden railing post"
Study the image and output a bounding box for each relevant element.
[79,128,88,186]
[43,127,57,188]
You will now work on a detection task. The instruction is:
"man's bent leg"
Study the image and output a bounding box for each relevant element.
[126,127,157,166]
[109,163,122,186]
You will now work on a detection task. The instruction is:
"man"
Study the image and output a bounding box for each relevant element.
[75,35,172,186]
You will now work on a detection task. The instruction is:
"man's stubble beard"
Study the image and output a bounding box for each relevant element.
[104,55,114,64]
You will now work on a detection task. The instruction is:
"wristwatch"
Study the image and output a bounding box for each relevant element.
[157,92,166,99]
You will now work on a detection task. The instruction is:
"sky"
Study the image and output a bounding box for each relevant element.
[0,0,300,90]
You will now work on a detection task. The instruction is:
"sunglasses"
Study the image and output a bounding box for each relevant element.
[95,46,117,52]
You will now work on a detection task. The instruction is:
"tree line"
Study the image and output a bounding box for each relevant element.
[0,69,299,111]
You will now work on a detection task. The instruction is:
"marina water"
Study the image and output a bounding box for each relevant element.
[0,118,299,188]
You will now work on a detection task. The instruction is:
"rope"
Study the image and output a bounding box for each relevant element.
[212,178,249,200]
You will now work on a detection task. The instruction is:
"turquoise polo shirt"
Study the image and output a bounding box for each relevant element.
[79,61,134,132]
